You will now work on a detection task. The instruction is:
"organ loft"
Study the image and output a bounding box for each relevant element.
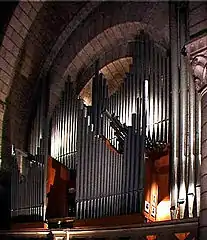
[0,1,206,240]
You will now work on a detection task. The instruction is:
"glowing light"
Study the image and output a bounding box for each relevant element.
[156,197,171,221]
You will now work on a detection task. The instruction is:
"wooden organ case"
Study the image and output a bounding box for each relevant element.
[46,156,76,220]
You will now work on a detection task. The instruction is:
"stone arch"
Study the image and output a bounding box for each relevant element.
[1,2,97,158]
[48,1,169,116]
[0,1,170,160]
[71,22,168,93]
[0,2,43,102]
[0,2,43,163]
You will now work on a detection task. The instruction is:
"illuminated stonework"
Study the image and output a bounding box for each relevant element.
[185,33,207,239]
[185,34,207,92]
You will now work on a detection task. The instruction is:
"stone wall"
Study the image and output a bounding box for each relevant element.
[189,2,207,37]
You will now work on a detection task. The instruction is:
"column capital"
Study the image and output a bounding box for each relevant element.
[185,34,207,94]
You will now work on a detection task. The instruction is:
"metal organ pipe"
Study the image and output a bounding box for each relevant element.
[40,75,50,221]
[79,33,169,219]
[158,51,162,143]
[65,82,69,165]
[178,3,188,219]
[154,46,158,142]
[11,83,47,221]
[166,57,170,144]
[163,57,167,143]
[195,92,201,217]
[59,91,63,162]
[12,31,171,223]
[50,81,78,169]
[149,39,153,140]
[169,2,179,219]
[145,80,149,134]
[63,83,67,166]
[11,32,171,223]
[188,73,196,218]
[10,29,176,224]
[160,53,164,142]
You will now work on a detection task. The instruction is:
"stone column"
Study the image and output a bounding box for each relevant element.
[185,34,207,239]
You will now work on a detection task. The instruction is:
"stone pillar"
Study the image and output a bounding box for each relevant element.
[185,34,207,239]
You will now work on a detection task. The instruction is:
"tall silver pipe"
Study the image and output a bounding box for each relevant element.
[187,72,196,217]
[178,3,188,219]
[149,39,153,139]
[69,90,73,164]
[166,57,170,143]
[83,117,88,219]
[158,51,162,142]
[62,89,65,165]
[59,93,63,160]
[163,57,167,143]
[152,42,156,142]
[57,105,60,160]
[90,125,95,218]
[97,135,101,217]
[52,111,56,158]
[71,96,75,167]
[195,92,201,217]
[169,1,179,219]
[154,46,158,142]
[161,54,165,142]
[157,49,162,142]
[65,83,69,165]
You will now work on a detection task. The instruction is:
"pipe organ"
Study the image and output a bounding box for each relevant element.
[11,98,44,221]
[74,32,170,220]
[10,29,201,226]
[169,2,200,220]
[11,154,44,221]
[50,81,78,169]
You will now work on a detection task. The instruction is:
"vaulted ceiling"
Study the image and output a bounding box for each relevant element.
[80,57,133,106]
[0,1,170,151]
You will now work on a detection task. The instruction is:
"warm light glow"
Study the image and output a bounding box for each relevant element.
[146,236,156,240]
[156,197,171,221]
[175,233,190,240]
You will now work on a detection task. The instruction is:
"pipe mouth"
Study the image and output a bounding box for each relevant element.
[178,199,185,204]
[187,193,195,196]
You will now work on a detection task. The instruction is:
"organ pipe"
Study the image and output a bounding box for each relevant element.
[11,95,46,221]
[9,9,204,223]
[50,81,78,169]
[188,73,196,217]
[40,75,50,221]
[178,3,188,219]
[11,31,178,222]
[10,75,49,221]
[195,92,201,217]
[75,32,170,219]
[168,2,200,219]
[169,1,179,219]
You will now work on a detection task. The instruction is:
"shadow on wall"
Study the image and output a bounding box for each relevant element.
[0,173,10,230]
[0,105,12,230]
[0,2,18,44]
